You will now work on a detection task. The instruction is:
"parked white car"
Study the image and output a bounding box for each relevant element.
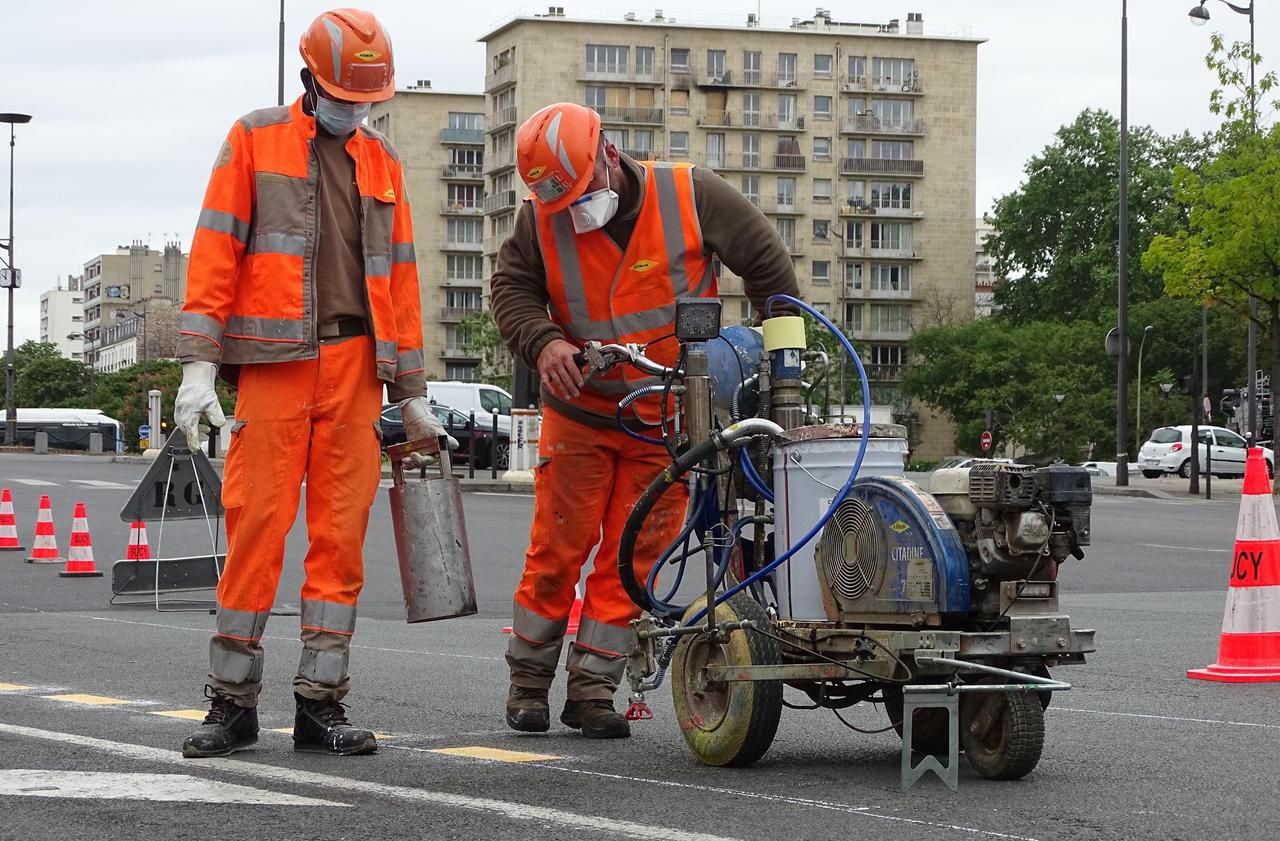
[424,381,514,436]
[1137,425,1274,479]
[1078,461,1141,479]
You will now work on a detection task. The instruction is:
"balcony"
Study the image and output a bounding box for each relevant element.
[489,106,517,131]
[865,285,915,300]
[842,76,924,95]
[760,195,802,215]
[839,200,922,219]
[441,346,481,360]
[590,106,663,125]
[840,115,926,136]
[697,110,734,128]
[441,127,485,145]
[442,163,485,180]
[442,238,483,253]
[869,245,921,260]
[697,69,805,89]
[866,326,914,342]
[486,61,516,92]
[697,111,806,131]
[439,306,482,323]
[865,363,906,382]
[773,154,806,171]
[843,243,866,259]
[440,200,484,216]
[579,61,664,85]
[487,149,515,172]
[483,233,510,254]
[839,157,925,177]
[620,147,659,161]
[707,152,805,173]
[483,190,518,215]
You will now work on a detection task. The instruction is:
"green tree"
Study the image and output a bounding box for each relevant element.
[459,310,514,391]
[987,109,1210,325]
[13,341,97,407]
[87,360,235,452]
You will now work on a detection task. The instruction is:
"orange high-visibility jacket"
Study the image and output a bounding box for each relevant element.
[179,96,424,387]
[532,161,717,421]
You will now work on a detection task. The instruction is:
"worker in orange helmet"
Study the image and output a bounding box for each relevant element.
[492,102,800,738]
[176,8,448,758]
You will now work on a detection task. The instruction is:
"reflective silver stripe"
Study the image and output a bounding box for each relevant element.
[247,231,307,257]
[549,211,593,326]
[574,617,633,657]
[225,315,305,342]
[298,648,349,685]
[375,339,397,363]
[179,312,225,345]
[566,645,627,685]
[322,17,344,81]
[210,643,262,684]
[651,165,691,296]
[300,599,356,634]
[365,255,392,277]
[238,106,291,131]
[511,601,569,645]
[198,208,250,245]
[359,125,400,162]
[1222,585,1280,634]
[392,242,416,264]
[216,607,269,641]
[397,348,424,373]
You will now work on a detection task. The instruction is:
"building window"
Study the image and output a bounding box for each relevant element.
[447,184,482,209]
[848,55,866,83]
[870,344,909,367]
[743,50,762,85]
[870,181,912,209]
[446,218,483,244]
[670,89,689,115]
[844,303,862,329]
[847,138,866,159]
[603,128,629,148]
[446,288,483,310]
[586,44,629,74]
[871,223,910,251]
[450,147,483,168]
[446,255,484,281]
[670,48,689,71]
[586,85,607,109]
[632,130,654,153]
[742,92,761,127]
[813,178,832,202]
[741,175,760,205]
[870,263,911,292]
[740,299,753,325]
[812,220,830,242]
[636,46,655,76]
[777,176,797,207]
[742,133,760,168]
[445,363,478,381]
[872,57,916,89]
[706,133,725,168]
[670,131,690,156]
[447,112,485,131]
[775,217,796,249]
[812,260,831,283]
[814,54,833,78]
[844,220,864,247]
[814,95,832,120]
[707,49,726,78]
[776,93,797,127]
[872,98,914,126]
[777,52,797,86]
[871,303,912,332]
[813,137,832,161]
[872,139,913,160]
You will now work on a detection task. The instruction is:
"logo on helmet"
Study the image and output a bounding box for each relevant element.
[355,50,382,61]
[526,166,547,180]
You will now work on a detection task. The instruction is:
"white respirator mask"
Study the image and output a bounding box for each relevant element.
[569,164,620,234]
[315,96,370,137]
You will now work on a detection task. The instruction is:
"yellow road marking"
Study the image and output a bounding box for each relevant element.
[430,746,560,763]
[150,709,208,721]
[269,727,396,740]
[0,683,31,691]
[43,693,130,706]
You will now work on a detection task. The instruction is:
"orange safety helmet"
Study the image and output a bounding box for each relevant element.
[299,8,396,103]
[516,103,602,214]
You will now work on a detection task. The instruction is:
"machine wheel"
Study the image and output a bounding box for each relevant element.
[882,686,951,755]
[1141,469,1161,479]
[960,685,1045,780]
[1178,459,1192,479]
[671,593,782,767]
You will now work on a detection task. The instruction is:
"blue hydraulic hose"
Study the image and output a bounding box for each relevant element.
[646,483,713,614]
[739,447,775,503]
[684,294,871,627]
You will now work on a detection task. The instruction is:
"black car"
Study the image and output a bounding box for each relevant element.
[379,403,508,468]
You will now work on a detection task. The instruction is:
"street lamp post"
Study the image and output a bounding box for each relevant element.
[1136,324,1155,457]
[0,112,32,447]
[1116,0,1132,486]
[1190,0,1257,442]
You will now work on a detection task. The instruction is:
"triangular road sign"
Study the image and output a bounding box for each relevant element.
[119,437,224,523]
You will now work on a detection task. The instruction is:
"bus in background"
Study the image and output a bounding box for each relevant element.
[0,408,125,453]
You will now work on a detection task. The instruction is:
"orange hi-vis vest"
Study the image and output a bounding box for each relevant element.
[179,96,424,386]
[532,161,717,421]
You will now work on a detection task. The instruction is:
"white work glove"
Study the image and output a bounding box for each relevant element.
[400,396,459,451]
[174,361,226,450]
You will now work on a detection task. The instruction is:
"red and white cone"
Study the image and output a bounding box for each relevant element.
[502,584,584,635]
[0,488,24,552]
[60,501,103,578]
[25,495,63,564]
[125,521,151,561]
[1189,447,1280,683]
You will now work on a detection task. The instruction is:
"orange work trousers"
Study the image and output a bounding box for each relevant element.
[209,335,383,706]
[507,407,689,700]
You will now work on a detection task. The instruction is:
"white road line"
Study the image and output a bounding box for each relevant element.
[1054,707,1280,731]
[10,479,57,486]
[0,723,740,841]
[0,770,346,806]
[69,480,134,489]
[1138,543,1230,553]
[470,492,533,498]
[529,764,1041,841]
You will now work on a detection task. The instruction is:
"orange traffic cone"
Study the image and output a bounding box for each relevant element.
[25,495,63,564]
[502,584,584,635]
[0,488,24,552]
[1189,447,1280,683]
[60,501,102,578]
[125,521,151,560]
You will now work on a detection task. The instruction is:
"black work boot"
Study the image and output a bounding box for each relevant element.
[561,699,631,739]
[506,684,550,732]
[293,693,377,755]
[182,687,259,758]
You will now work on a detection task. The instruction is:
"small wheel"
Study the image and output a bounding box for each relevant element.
[1178,459,1192,479]
[960,686,1045,780]
[492,438,511,470]
[881,686,951,755]
[671,593,782,767]
[1141,469,1161,479]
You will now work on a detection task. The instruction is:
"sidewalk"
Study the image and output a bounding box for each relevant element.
[1090,474,1247,500]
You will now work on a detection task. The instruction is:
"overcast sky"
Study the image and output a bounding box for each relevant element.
[2,1,1274,343]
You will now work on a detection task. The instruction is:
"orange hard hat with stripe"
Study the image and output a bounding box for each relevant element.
[299,8,396,103]
[517,103,602,214]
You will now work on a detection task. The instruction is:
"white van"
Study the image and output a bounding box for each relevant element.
[424,382,514,436]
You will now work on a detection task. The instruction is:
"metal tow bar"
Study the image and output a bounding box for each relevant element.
[900,656,1072,791]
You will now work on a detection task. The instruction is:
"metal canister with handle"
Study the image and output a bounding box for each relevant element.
[387,435,477,622]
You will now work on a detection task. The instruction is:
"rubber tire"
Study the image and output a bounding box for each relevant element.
[492,438,510,471]
[882,686,951,755]
[671,593,782,767]
[960,688,1046,781]
[1178,459,1192,479]
[1141,469,1161,479]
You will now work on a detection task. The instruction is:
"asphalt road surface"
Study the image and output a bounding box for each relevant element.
[0,453,1276,841]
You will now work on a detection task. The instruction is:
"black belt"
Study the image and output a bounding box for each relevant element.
[318,317,368,340]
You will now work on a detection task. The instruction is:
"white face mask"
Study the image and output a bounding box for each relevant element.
[569,163,620,234]
[315,95,370,136]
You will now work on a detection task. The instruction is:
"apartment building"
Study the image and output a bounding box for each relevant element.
[40,275,85,361]
[370,83,489,382]
[81,241,187,370]
[479,8,981,454]
[975,219,998,318]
